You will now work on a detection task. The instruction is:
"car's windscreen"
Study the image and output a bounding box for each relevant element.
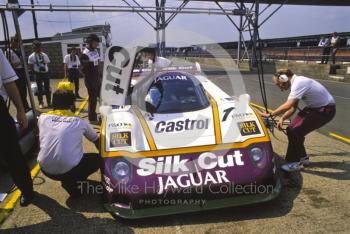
[145,74,210,113]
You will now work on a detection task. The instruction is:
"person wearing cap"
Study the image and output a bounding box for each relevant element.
[80,34,101,124]
[0,50,34,206]
[261,69,336,172]
[28,40,51,109]
[64,47,82,99]
[6,35,30,111]
[37,81,100,197]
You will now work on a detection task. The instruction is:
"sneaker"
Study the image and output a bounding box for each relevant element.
[38,104,44,109]
[300,156,310,167]
[281,162,302,172]
[76,94,83,99]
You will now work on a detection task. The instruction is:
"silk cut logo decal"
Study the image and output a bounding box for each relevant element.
[110,132,132,147]
[237,121,260,136]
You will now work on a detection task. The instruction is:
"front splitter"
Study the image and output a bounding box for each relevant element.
[105,177,281,219]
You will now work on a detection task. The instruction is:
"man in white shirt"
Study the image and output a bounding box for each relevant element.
[262,69,336,172]
[28,40,51,109]
[318,36,331,64]
[6,36,30,110]
[0,50,34,206]
[64,47,81,98]
[37,83,100,196]
[330,32,340,64]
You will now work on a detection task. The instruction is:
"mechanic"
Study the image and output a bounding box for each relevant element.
[80,34,101,124]
[64,47,82,99]
[6,35,30,111]
[28,40,51,109]
[37,82,100,197]
[261,69,336,172]
[0,50,34,206]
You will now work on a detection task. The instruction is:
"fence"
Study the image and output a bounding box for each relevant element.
[171,46,350,64]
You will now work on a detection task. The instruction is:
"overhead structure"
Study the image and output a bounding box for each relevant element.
[191,0,350,6]
[1,0,349,66]
[187,0,350,64]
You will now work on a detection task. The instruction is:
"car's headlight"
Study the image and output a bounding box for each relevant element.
[111,161,131,184]
[249,147,266,168]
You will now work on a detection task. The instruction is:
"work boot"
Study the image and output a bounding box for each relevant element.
[19,192,34,207]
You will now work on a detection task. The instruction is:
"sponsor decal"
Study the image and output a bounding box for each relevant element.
[155,74,188,83]
[136,151,244,194]
[237,121,260,136]
[222,107,254,122]
[101,46,137,106]
[110,131,132,147]
[108,122,132,129]
[104,46,130,95]
[155,118,209,133]
[232,113,254,119]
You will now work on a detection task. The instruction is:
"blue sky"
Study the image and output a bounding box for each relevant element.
[1,0,350,46]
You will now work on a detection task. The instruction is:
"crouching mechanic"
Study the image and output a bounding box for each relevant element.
[261,69,336,172]
[37,82,100,196]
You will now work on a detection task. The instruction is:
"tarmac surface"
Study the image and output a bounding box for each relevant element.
[0,68,349,233]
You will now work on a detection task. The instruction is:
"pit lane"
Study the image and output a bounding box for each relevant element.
[0,70,349,233]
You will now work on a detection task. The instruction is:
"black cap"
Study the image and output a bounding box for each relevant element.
[86,34,100,43]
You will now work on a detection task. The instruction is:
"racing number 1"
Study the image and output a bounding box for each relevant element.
[222,107,235,122]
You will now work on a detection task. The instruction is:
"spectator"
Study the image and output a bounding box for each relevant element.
[318,36,331,64]
[330,32,340,64]
[80,34,101,124]
[37,83,100,197]
[6,35,30,111]
[0,50,34,206]
[28,40,51,109]
[261,69,336,172]
[64,47,82,99]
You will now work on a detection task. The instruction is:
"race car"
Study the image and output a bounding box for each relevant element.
[99,46,281,219]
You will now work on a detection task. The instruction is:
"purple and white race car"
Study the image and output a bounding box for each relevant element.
[98,46,281,219]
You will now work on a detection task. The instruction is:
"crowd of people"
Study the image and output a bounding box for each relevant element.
[0,33,102,205]
[5,33,101,122]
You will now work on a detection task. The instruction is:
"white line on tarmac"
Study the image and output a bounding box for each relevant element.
[247,78,350,99]
[173,219,183,234]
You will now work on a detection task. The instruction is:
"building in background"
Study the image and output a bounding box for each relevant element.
[1,24,111,79]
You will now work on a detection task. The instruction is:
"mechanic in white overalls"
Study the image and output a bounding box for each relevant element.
[0,50,34,206]
[80,34,101,123]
